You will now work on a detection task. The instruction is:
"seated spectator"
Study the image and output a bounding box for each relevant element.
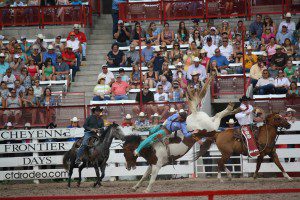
[170,42,183,65]
[187,57,206,81]
[203,37,218,58]
[97,64,115,86]
[146,22,161,45]
[93,75,111,101]
[169,80,184,102]
[130,22,146,46]
[66,31,82,69]
[0,81,9,99]
[261,26,275,45]
[151,113,162,125]
[279,12,296,33]
[159,62,173,83]
[255,69,275,95]
[210,48,229,74]
[23,86,41,125]
[190,41,200,57]
[268,63,279,78]
[43,45,57,65]
[144,63,158,88]
[161,22,174,45]
[15,44,28,64]
[249,14,263,39]
[122,114,133,127]
[275,69,290,94]
[118,68,129,83]
[287,81,299,97]
[62,44,78,81]
[3,89,22,124]
[283,38,295,58]
[20,36,31,57]
[40,87,57,124]
[261,51,270,67]
[276,25,293,45]
[284,60,297,80]
[263,15,277,34]
[10,54,25,79]
[244,46,258,73]
[125,43,139,67]
[14,80,25,97]
[177,21,189,44]
[156,75,172,93]
[234,52,243,64]
[2,68,16,90]
[20,68,32,90]
[33,80,43,100]
[0,53,9,82]
[219,20,232,39]
[248,31,261,51]
[207,60,219,76]
[266,37,277,59]
[189,29,202,48]
[67,117,81,128]
[188,71,203,89]
[111,74,130,100]
[271,45,289,70]
[26,58,39,81]
[42,58,56,81]
[129,63,141,89]
[203,27,221,46]
[285,107,296,123]
[173,62,187,80]
[55,56,70,84]
[250,57,267,87]
[219,38,233,61]
[69,24,87,61]
[33,34,47,53]
[106,43,126,68]
[232,39,243,58]
[133,83,154,115]
[151,47,167,73]
[30,45,44,69]
[71,0,82,5]
[189,19,202,34]
[154,84,169,119]
[114,20,130,47]
[134,112,150,128]
[199,49,210,69]
[52,35,65,56]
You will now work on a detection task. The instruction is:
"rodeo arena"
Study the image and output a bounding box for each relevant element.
[1,0,300,200]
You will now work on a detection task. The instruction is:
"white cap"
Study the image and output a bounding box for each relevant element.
[210,27,217,31]
[25,122,31,127]
[151,113,161,118]
[226,118,236,124]
[286,108,296,112]
[0,53,5,57]
[118,20,124,24]
[193,57,200,62]
[176,62,183,66]
[169,107,177,113]
[154,46,161,52]
[0,35,4,40]
[247,45,252,50]
[6,122,13,127]
[179,109,185,113]
[66,43,73,49]
[47,44,54,50]
[36,34,45,39]
[286,12,292,17]
[125,114,132,119]
[98,74,106,80]
[200,49,207,54]
[191,70,200,76]
[73,24,81,29]
[139,112,146,117]
[20,35,26,40]
[14,54,20,59]
[70,117,79,122]
[262,51,268,56]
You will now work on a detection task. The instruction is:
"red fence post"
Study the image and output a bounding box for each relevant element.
[0,8,3,30]
[98,0,101,16]
[41,6,45,29]
[89,3,93,27]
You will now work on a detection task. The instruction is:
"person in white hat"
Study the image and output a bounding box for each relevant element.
[279,12,295,33]
[276,24,293,45]
[68,24,87,61]
[226,118,237,129]
[68,117,80,128]
[114,19,131,47]
[187,57,206,81]
[10,54,25,77]
[24,122,31,130]
[151,113,162,125]
[189,70,202,89]
[134,112,150,128]
[244,45,257,73]
[285,107,296,123]
[122,114,133,127]
[43,44,57,65]
[173,61,187,80]
[5,122,13,130]
[33,34,47,53]
[203,27,221,46]
[202,36,218,58]
[0,52,9,82]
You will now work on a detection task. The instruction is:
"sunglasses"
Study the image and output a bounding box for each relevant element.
[144,88,149,90]
[158,87,163,89]
[28,89,33,91]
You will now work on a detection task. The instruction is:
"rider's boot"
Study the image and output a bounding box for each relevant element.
[134,150,139,157]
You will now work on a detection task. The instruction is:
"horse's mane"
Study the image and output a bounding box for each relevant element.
[124,135,142,145]
[99,124,113,140]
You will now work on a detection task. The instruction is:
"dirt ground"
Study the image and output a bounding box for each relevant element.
[0,178,300,200]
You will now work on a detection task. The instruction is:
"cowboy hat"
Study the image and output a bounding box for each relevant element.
[176,62,183,67]
[70,117,79,122]
[285,12,292,18]
[25,122,31,127]
[200,49,207,54]
[247,45,252,50]
[169,107,177,113]
[154,46,161,52]
[73,24,81,29]
[47,45,54,50]
[36,34,45,39]
[125,114,132,119]
[191,70,200,76]
[0,53,5,57]
[254,108,263,114]
[239,95,251,102]
[193,57,200,62]
[151,113,161,119]
[92,106,103,113]
[286,108,296,113]
[226,118,236,124]
[138,112,146,117]
[6,122,13,127]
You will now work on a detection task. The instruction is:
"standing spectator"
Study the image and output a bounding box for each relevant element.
[3,89,22,124]
[43,45,57,65]
[19,68,32,90]
[23,86,40,125]
[0,53,9,82]
[141,40,154,65]
[156,75,172,93]
[133,83,154,115]
[271,45,289,70]
[144,63,158,88]
[276,25,293,45]
[62,44,78,81]
[130,22,146,46]
[203,37,217,58]
[161,22,174,45]
[106,43,126,68]
[55,56,70,84]
[263,15,277,34]
[255,69,275,95]
[177,21,189,44]
[249,14,264,39]
[66,31,82,69]
[129,63,141,89]
[93,76,111,101]
[261,26,275,45]
[26,59,39,81]
[146,22,161,45]
[187,57,206,81]
[122,114,133,127]
[154,84,169,119]
[219,38,233,61]
[274,70,290,94]
[42,58,56,81]
[250,57,267,87]
[210,49,229,74]
[20,36,31,56]
[125,43,139,67]
[287,81,299,97]
[97,65,115,86]
[244,46,258,73]
[33,34,47,53]
[151,47,167,73]
[204,27,221,46]
[33,80,43,100]
[10,54,25,79]
[112,0,126,35]
[40,87,57,124]
[248,31,261,51]
[2,68,16,90]
[30,45,43,69]
[111,74,130,100]
[0,81,9,99]
[279,12,296,33]
[114,20,130,47]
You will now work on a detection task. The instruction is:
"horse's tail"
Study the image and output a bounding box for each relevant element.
[63,150,73,171]
[193,135,216,161]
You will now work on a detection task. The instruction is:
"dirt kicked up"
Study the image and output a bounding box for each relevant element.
[0,178,299,200]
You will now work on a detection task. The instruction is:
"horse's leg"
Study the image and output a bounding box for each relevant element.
[99,160,108,184]
[217,154,230,183]
[253,154,264,180]
[270,152,293,181]
[67,164,74,188]
[212,103,235,129]
[93,163,101,187]
[144,165,161,193]
[132,165,152,191]
[225,167,232,181]
[77,162,86,187]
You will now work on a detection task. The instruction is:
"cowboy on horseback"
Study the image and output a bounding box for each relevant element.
[134,109,198,156]
[75,106,104,166]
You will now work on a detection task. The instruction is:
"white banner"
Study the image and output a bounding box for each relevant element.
[0,142,73,153]
[0,128,84,141]
[0,156,63,167]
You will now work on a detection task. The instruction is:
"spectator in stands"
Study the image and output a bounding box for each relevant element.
[10,54,25,79]
[43,45,57,65]
[169,80,184,102]
[151,47,167,73]
[93,75,111,101]
[141,40,154,65]
[32,79,42,99]
[23,86,40,125]
[2,68,16,90]
[16,44,28,63]
[285,108,296,124]
[40,0,56,6]
[67,117,80,129]
[248,31,261,51]
[207,60,219,76]
[20,68,31,90]
[154,84,169,119]
[3,88,22,124]
[159,62,173,83]
[283,38,295,58]
[130,21,146,46]
[276,25,293,45]
[250,14,263,39]
[279,12,296,33]
[33,34,47,53]
[266,37,277,58]
[133,83,154,115]
[204,27,221,47]
[0,53,9,82]
[12,0,24,6]
[55,55,70,84]
[26,59,39,81]
[187,57,206,81]
[210,48,229,74]
[151,113,162,125]
[203,37,217,58]
[255,69,275,95]
[268,63,279,78]
[271,45,289,70]
[177,21,189,44]
[263,15,277,34]
[97,64,115,86]
[66,31,82,69]
[0,46,9,63]
[111,74,130,100]
[274,69,290,94]
[52,35,64,56]
[189,19,201,34]
[56,0,70,22]
[0,81,9,99]
[20,36,31,56]
[14,80,25,97]
[190,41,200,57]
[189,29,202,48]
[106,43,126,68]
[172,62,186,81]
[188,71,202,89]
[144,63,158,88]
[134,112,150,128]
[146,22,161,45]
[129,63,141,89]
[244,46,258,73]
[119,68,129,83]
[71,0,82,5]
[284,60,297,80]
[261,51,270,67]
[156,75,172,93]
[170,42,183,64]
[219,20,232,39]
[40,87,56,124]
[69,24,87,60]
[233,20,246,38]
[261,26,275,45]
[219,38,233,61]
[125,43,139,67]
[62,44,78,81]
[287,81,299,97]
[161,22,174,45]
[250,57,266,87]
[30,45,43,69]
[114,20,130,47]
[42,58,56,81]
[112,0,126,35]
[122,114,133,127]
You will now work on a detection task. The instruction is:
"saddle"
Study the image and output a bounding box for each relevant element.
[234,126,260,157]
[73,136,101,149]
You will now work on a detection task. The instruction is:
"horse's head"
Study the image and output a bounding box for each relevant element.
[108,122,125,141]
[123,135,141,170]
[266,113,291,130]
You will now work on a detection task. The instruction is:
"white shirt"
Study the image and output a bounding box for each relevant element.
[256,77,274,87]
[187,64,207,81]
[12,2,25,6]
[97,71,115,85]
[275,77,290,87]
[154,93,168,105]
[278,20,296,33]
[66,40,80,52]
[235,103,254,126]
[203,35,221,46]
[203,44,217,58]
[219,45,233,60]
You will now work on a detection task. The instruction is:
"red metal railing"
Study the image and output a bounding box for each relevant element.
[206,0,247,19]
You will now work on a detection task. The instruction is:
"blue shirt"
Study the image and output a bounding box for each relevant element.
[0,62,9,75]
[142,47,154,63]
[43,52,57,65]
[210,55,229,68]
[165,113,191,137]
[249,21,263,39]
[276,31,293,45]
[112,0,126,10]
[71,1,82,5]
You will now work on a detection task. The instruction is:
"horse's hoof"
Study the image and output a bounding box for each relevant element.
[131,187,138,192]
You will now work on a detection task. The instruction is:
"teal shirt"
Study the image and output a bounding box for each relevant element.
[0,62,9,75]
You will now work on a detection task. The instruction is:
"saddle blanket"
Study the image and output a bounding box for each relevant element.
[241,126,260,158]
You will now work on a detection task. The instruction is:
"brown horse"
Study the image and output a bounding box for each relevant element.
[194,113,293,182]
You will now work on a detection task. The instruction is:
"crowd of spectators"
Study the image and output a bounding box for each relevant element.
[0,0,87,7]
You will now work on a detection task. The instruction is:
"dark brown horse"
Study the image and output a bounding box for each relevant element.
[194,113,293,182]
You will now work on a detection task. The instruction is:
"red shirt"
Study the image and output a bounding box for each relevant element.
[122,121,133,127]
[62,51,76,66]
[67,31,87,43]
[112,81,129,96]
